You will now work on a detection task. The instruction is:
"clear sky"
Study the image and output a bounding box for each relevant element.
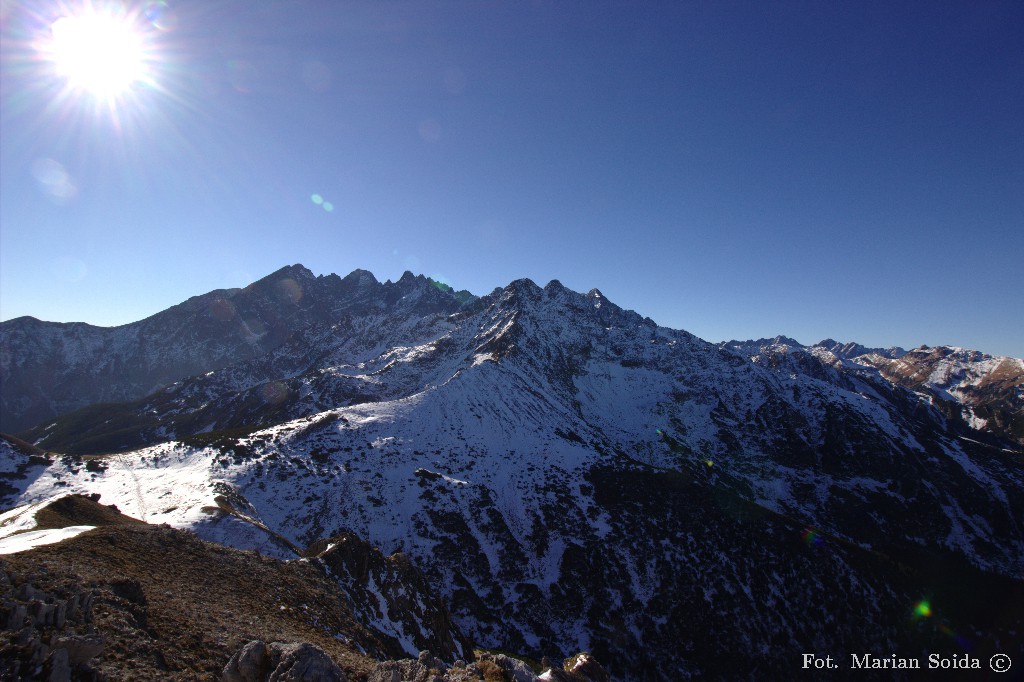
[1,1,1022,357]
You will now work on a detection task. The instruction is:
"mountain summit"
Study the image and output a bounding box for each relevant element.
[0,266,475,434]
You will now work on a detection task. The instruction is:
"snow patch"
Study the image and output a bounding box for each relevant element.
[0,525,95,555]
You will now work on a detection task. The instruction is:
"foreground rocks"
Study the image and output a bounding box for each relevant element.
[367,649,611,682]
[0,568,105,681]
[222,640,347,682]
[0,509,614,682]
[0,524,387,680]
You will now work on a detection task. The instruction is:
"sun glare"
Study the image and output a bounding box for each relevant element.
[47,9,146,98]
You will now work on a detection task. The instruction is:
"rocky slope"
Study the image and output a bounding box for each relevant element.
[0,494,611,682]
[856,345,1024,447]
[0,493,468,680]
[725,337,1024,448]
[2,266,1023,679]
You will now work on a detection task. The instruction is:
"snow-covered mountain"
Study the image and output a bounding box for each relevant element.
[0,265,473,435]
[2,266,1023,679]
[855,345,1024,446]
[721,336,1024,448]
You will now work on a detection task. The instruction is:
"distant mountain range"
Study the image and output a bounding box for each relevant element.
[1,265,1022,680]
[0,265,474,435]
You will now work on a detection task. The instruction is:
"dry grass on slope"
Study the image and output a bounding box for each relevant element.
[1,522,390,681]
[31,494,148,531]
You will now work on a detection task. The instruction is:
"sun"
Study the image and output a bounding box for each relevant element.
[46,8,148,98]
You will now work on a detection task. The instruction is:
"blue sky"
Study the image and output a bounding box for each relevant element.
[1,1,1022,356]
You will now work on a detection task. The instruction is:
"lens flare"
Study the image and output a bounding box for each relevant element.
[144,1,178,31]
[208,298,237,322]
[227,59,257,93]
[910,600,972,648]
[936,622,971,649]
[801,528,824,547]
[31,158,78,203]
[239,318,266,343]
[260,381,289,405]
[311,193,334,212]
[277,278,303,305]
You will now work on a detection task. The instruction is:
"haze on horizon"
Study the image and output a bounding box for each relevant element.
[1,1,1022,357]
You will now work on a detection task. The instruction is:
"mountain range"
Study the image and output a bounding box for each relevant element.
[1,264,1022,680]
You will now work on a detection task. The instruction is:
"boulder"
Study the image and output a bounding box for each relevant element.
[223,640,270,682]
[539,653,611,682]
[368,658,444,682]
[493,653,540,682]
[52,635,105,666]
[223,640,347,682]
[268,642,346,682]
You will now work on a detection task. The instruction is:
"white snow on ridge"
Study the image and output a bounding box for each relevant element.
[0,499,52,537]
[0,495,96,555]
[16,444,222,530]
[0,525,96,555]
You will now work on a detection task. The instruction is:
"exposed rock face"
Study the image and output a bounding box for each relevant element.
[369,650,541,682]
[189,488,473,664]
[310,532,472,662]
[813,338,907,361]
[31,494,147,530]
[726,337,1024,446]
[223,639,270,682]
[1,265,474,436]
[0,435,52,505]
[1,264,313,434]
[367,651,611,682]
[852,344,1024,446]
[0,568,104,681]
[369,653,446,682]
[222,640,347,682]
[555,653,611,682]
[489,653,541,682]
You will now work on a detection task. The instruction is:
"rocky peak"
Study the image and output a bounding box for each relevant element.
[250,263,316,290]
[722,335,804,358]
[340,268,380,288]
[492,277,640,332]
[378,273,468,316]
[282,263,316,279]
[392,272,434,298]
[0,316,43,329]
[814,338,907,360]
[501,278,543,302]
[543,279,567,293]
[760,335,803,349]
